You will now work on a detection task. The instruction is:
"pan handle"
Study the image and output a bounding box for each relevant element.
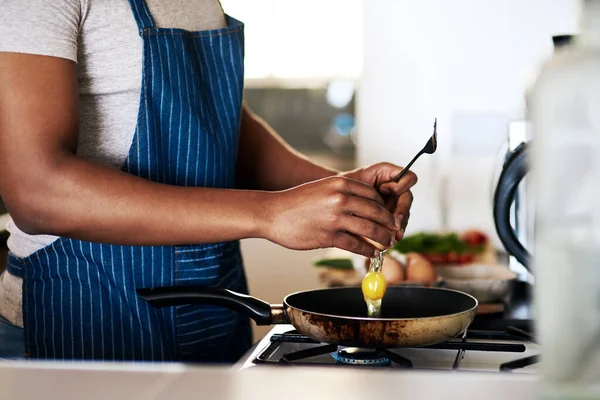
[136,286,285,326]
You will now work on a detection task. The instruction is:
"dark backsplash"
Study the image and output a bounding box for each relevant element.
[244,87,356,158]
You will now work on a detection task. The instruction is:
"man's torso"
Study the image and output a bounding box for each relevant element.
[0,0,229,326]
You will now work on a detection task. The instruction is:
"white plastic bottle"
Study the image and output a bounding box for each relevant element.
[530,0,600,398]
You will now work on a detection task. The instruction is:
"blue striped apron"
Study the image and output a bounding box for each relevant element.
[6,0,252,362]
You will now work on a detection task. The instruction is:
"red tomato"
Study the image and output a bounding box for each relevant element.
[462,230,488,247]
[458,253,474,264]
[447,252,459,264]
[425,253,445,264]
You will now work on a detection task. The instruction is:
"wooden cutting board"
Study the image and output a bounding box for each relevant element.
[476,303,505,315]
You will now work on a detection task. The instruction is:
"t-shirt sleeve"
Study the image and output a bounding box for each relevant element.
[0,0,82,62]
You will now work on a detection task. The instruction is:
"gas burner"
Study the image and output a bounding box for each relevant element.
[332,348,390,366]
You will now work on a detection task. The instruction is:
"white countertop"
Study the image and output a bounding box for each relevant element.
[0,323,539,399]
[0,360,537,400]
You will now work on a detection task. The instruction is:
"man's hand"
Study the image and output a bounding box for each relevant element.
[265,176,401,257]
[342,163,417,240]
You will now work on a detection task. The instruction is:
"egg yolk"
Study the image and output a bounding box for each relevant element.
[361,271,387,301]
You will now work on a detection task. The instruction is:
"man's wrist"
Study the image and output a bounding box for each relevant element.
[248,190,278,240]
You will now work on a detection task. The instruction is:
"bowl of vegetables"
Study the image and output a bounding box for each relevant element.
[392,230,492,266]
[312,229,493,288]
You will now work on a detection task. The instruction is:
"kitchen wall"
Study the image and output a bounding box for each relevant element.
[220,0,363,80]
[357,0,579,247]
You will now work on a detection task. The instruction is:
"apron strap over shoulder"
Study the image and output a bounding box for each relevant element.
[127,0,156,32]
[6,253,24,278]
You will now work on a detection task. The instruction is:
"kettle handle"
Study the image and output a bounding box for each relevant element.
[493,142,531,270]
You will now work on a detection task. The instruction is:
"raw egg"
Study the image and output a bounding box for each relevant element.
[361,271,387,301]
[362,269,387,318]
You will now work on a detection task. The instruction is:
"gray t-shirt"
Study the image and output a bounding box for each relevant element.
[0,0,228,326]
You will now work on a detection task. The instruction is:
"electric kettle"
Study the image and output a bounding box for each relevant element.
[493,141,530,269]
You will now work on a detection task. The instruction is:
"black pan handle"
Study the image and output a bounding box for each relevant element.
[493,141,531,270]
[136,286,277,325]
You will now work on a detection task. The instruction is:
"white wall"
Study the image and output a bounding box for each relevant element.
[221,0,363,80]
[358,0,579,245]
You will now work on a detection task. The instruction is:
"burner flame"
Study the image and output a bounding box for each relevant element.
[331,348,390,366]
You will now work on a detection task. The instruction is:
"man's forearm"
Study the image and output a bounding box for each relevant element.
[5,154,274,246]
[236,105,338,191]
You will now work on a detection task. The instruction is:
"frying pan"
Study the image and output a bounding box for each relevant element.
[137,286,478,348]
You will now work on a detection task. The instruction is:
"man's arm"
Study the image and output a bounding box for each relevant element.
[235,105,337,191]
[235,105,417,237]
[0,53,400,257]
[0,53,271,246]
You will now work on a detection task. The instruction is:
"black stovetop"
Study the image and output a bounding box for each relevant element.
[253,327,538,372]
[469,280,534,333]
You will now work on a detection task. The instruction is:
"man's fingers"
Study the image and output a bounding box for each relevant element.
[332,176,385,206]
[394,190,413,239]
[379,170,418,196]
[343,196,399,232]
[338,215,395,250]
[332,232,378,257]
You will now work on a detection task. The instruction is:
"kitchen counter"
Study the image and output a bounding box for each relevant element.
[0,360,536,399]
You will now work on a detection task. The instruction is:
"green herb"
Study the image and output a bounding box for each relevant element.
[312,258,354,270]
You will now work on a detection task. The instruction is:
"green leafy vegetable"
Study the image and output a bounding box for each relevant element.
[393,232,484,254]
[313,258,354,270]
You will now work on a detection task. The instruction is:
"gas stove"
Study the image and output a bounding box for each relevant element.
[236,324,539,373]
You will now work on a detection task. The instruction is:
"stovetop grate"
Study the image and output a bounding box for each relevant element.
[254,327,538,372]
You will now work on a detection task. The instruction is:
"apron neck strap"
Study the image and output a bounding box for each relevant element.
[127,0,156,32]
